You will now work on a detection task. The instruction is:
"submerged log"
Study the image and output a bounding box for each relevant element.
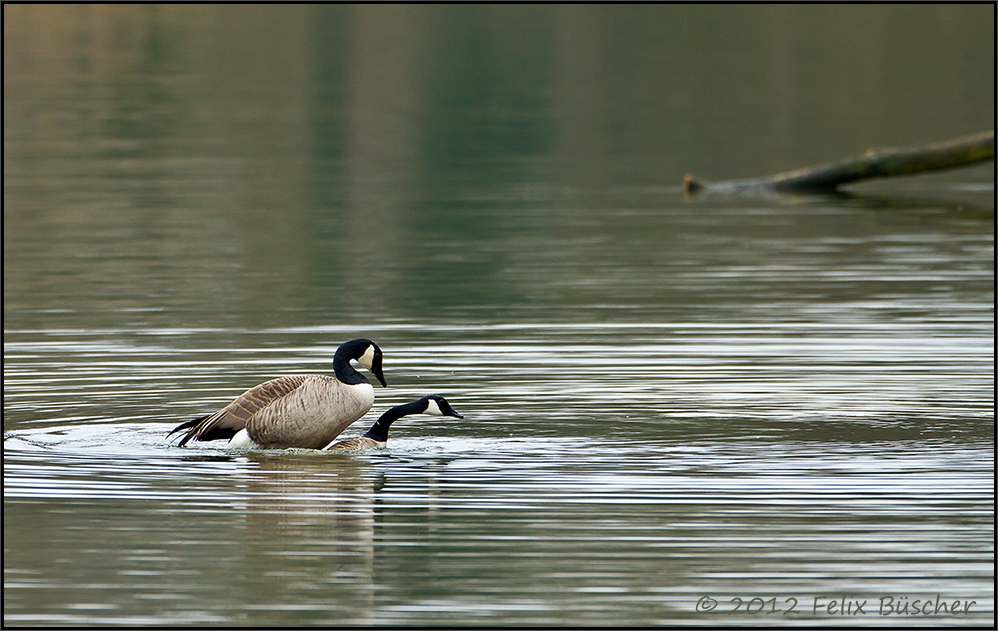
[684,130,994,195]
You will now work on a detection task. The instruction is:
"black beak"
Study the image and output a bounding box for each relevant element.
[371,352,387,388]
[441,401,463,419]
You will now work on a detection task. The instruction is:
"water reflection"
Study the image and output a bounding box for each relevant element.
[230,454,383,623]
[5,5,994,331]
[4,326,995,624]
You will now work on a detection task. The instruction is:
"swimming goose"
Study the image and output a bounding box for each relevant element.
[325,395,463,451]
[169,338,386,449]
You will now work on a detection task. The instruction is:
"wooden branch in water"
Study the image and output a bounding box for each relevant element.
[684,130,995,195]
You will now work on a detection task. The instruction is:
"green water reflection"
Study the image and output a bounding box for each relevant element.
[4,4,994,331]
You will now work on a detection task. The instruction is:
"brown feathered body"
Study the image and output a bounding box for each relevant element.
[325,436,385,451]
[177,375,374,449]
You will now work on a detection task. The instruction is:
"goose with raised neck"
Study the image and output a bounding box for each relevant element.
[169,338,386,449]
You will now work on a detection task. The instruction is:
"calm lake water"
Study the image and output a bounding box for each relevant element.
[4,5,995,626]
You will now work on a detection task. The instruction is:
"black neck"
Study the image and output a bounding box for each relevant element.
[333,344,369,385]
[363,400,424,442]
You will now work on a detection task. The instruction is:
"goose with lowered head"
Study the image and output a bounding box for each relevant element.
[326,394,463,451]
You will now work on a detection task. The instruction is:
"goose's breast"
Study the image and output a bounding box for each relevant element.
[314,380,374,424]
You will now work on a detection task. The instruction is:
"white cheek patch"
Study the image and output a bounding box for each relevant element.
[425,398,443,416]
[356,345,376,371]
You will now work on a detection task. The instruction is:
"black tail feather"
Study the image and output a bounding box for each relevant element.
[168,414,210,437]
[168,414,212,446]
[169,414,244,447]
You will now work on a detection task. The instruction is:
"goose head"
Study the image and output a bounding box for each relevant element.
[337,339,387,387]
[421,394,463,418]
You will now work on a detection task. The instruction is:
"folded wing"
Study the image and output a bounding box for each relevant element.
[170,376,310,447]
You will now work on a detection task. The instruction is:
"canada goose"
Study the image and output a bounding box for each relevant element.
[168,338,387,449]
[325,395,463,451]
